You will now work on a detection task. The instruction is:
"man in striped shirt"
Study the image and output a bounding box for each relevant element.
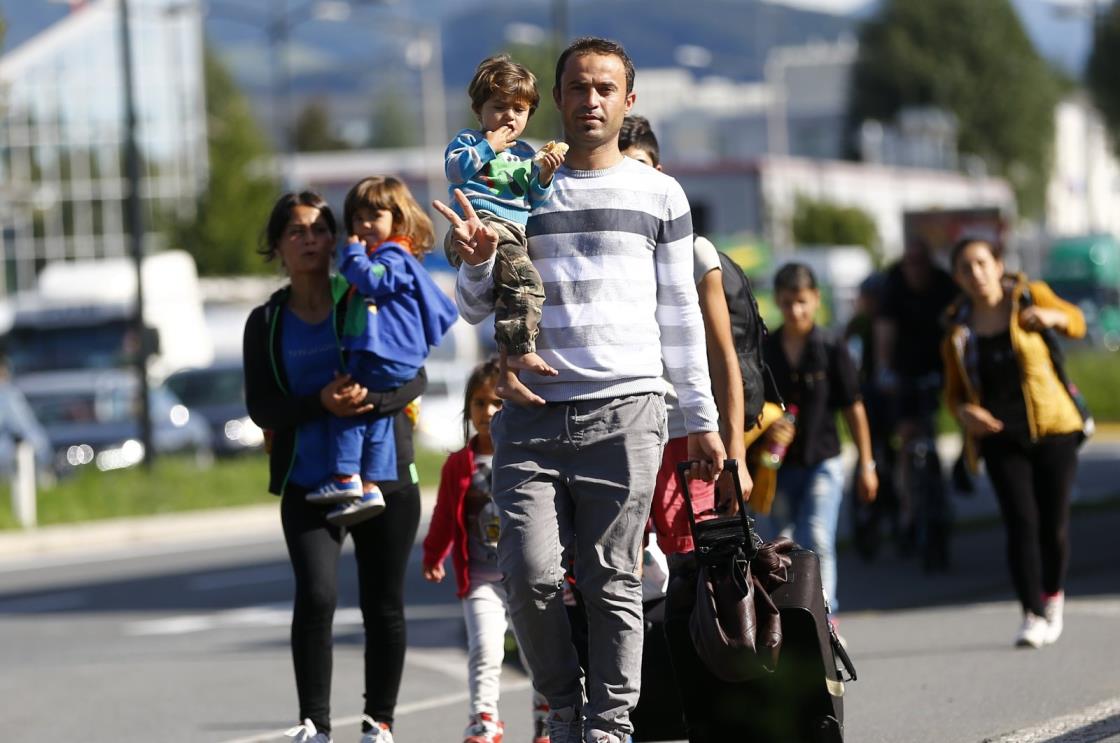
[435,37,725,743]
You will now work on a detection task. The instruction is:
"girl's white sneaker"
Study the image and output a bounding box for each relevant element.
[1043,591,1065,644]
[1014,612,1050,648]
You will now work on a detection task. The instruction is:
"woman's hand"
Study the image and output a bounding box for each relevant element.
[432,189,499,266]
[320,373,374,417]
[422,563,445,583]
[1019,306,1067,333]
[959,402,1004,437]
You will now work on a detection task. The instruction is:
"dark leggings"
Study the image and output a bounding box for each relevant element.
[980,433,1079,617]
[281,482,421,733]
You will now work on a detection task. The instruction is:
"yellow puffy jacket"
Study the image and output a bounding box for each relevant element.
[941,273,1086,473]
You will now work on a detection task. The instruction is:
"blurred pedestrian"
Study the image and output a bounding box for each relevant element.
[435,37,726,743]
[421,358,551,743]
[762,262,878,630]
[874,238,958,565]
[243,191,427,743]
[942,238,1087,648]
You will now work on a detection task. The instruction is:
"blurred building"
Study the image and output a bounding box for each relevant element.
[1046,94,1120,238]
[0,0,207,296]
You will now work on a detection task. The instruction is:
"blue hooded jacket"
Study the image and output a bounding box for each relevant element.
[338,240,459,367]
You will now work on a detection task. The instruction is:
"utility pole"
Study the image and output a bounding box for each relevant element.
[118,0,155,470]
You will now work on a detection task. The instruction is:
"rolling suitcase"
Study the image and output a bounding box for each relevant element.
[668,460,856,743]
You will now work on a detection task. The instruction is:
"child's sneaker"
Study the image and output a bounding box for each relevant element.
[1043,591,1065,644]
[326,486,386,527]
[360,716,394,743]
[532,701,551,743]
[284,718,332,743]
[307,474,362,504]
[464,712,504,743]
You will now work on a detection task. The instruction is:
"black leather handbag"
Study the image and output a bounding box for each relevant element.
[675,460,792,683]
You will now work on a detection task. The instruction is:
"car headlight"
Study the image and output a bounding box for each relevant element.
[224,416,265,448]
[65,444,95,467]
[169,405,190,428]
[95,439,145,471]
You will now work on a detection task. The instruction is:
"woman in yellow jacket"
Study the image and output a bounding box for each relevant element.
[942,238,1087,649]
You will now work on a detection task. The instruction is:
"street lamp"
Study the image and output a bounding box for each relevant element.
[116,0,154,470]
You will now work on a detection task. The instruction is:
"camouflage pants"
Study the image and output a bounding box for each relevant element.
[444,213,544,355]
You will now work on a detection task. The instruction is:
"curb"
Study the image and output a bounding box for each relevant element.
[0,489,441,568]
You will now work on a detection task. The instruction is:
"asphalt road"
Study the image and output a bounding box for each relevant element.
[2,443,1119,743]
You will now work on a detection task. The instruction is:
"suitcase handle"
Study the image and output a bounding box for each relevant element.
[674,459,758,560]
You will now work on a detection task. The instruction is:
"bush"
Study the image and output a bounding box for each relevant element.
[791,196,881,264]
[1066,350,1120,423]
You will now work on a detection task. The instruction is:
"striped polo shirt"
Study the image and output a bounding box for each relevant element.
[456,156,718,434]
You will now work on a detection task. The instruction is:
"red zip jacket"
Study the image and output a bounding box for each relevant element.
[421,440,479,599]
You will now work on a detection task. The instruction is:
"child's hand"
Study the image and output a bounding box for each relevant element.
[422,563,445,583]
[348,234,366,248]
[536,148,566,186]
[484,125,515,153]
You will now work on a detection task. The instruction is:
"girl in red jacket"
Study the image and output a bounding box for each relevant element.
[422,359,549,743]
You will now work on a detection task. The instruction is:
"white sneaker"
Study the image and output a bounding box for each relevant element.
[360,715,395,743]
[1014,612,1051,648]
[1043,591,1065,644]
[284,718,332,743]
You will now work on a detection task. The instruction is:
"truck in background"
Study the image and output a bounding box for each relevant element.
[1043,234,1120,352]
[0,250,214,381]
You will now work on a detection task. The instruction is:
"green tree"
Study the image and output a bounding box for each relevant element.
[292,98,349,152]
[791,196,881,262]
[168,48,278,275]
[848,0,1060,216]
[367,84,420,148]
[1087,5,1120,157]
[504,42,562,142]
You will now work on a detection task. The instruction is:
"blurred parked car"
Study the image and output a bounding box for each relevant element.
[17,370,213,473]
[165,360,264,456]
[0,381,53,481]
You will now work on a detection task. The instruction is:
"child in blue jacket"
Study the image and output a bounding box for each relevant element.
[309,176,458,526]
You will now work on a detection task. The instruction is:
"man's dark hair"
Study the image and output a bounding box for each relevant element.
[618,115,659,166]
[554,37,635,94]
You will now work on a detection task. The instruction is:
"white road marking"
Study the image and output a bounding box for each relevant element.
[984,696,1120,742]
[124,602,463,636]
[217,676,533,742]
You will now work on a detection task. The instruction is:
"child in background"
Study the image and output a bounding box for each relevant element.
[443,54,567,407]
[762,262,878,635]
[308,176,459,527]
[422,359,550,743]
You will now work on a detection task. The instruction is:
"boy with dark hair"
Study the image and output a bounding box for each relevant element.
[444,54,568,407]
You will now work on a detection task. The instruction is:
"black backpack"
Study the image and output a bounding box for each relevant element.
[717,249,781,427]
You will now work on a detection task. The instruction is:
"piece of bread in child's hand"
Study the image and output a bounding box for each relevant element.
[533,140,569,162]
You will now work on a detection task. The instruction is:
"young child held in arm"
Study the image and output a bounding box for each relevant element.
[443,54,567,406]
[308,176,459,527]
[421,359,551,743]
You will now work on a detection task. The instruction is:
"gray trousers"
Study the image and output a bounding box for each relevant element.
[491,393,667,740]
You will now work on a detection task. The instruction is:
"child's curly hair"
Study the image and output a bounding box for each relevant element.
[468,54,540,116]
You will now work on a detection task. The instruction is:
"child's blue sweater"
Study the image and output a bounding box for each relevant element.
[444,128,552,226]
